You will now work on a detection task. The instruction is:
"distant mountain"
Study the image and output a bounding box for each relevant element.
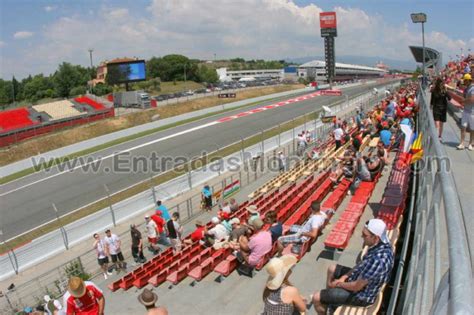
[286,55,417,71]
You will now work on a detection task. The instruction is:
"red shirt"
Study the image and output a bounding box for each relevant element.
[190,226,205,242]
[151,214,165,234]
[64,281,103,315]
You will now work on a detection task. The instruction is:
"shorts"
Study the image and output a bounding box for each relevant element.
[170,238,182,252]
[110,252,124,263]
[461,112,474,129]
[277,225,308,246]
[319,265,371,307]
[97,257,109,266]
[148,237,157,244]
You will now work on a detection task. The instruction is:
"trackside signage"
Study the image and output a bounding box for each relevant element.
[320,89,342,96]
[320,11,337,37]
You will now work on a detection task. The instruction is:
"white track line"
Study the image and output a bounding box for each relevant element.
[0,121,218,196]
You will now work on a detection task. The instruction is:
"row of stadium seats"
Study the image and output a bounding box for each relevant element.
[75,96,106,110]
[0,108,36,131]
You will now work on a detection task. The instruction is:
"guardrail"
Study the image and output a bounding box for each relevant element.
[387,85,473,315]
[0,84,396,312]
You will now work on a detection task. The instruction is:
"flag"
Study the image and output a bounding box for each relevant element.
[410,132,423,163]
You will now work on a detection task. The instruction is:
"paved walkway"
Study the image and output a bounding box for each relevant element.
[440,108,474,266]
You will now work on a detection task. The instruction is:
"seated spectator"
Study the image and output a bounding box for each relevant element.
[262,255,306,314]
[265,210,283,243]
[229,218,249,242]
[349,156,372,195]
[366,156,383,180]
[218,201,232,220]
[184,220,206,245]
[137,288,168,315]
[205,217,230,248]
[277,201,327,255]
[229,198,239,213]
[237,218,272,267]
[246,205,260,226]
[376,141,389,166]
[311,219,394,314]
[379,124,392,148]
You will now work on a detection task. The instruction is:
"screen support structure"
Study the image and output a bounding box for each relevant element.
[324,37,336,87]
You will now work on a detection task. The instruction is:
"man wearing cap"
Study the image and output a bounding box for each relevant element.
[457,73,474,150]
[184,220,206,245]
[137,288,168,315]
[206,217,230,243]
[311,219,394,314]
[150,211,171,247]
[229,218,248,243]
[246,205,260,226]
[237,217,272,267]
[130,224,146,264]
[63,277,104,315]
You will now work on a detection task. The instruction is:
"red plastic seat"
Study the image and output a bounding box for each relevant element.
[333,220,357,234]
[339,210,362,223]
[119,274,135,290]
[324,230,351,249]
[214,255,238,277]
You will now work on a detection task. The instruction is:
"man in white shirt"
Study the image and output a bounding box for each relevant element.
[104,229,125,273]
[93,233,112,279]
[333,125,344,150]
[277,201,329,255]
[207,217,230,242]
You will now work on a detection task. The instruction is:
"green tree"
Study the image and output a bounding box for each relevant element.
[23,74,54,101]
[69,86,87,96]
[92,83,113,96]
[196,65,218,83]
[53,62,83,97]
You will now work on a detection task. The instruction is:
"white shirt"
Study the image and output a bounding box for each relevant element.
[301,212,327,233]
[333,128,344,141]
[221,205,231,214]
[208,224,229,241]
[104,234,121,255]
[146,220,158,238]
[94,239,107,259]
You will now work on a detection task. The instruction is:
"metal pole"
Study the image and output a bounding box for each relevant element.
[53,203,69,250]
[150,174,157,204]
[103,185,116,226]
[0,229,19,275]
[421,22,426,88]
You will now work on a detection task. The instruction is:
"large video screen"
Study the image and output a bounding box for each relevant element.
[106,60,146,84]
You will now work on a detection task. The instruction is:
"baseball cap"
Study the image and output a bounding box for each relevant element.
[211,217,220,224]
[365,219,389,244]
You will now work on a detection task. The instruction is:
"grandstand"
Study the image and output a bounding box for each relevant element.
[32,100,83,121]
[0,95,114,147]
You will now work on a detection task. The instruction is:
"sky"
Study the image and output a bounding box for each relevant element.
[0,0,473,79]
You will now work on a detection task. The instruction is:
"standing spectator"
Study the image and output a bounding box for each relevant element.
[333,125,344,150]
[277,151,287,172]
[137,288,168,315]
[93,233,112,279]
[63,277,105,315]
[130,224,146,264]
[151,211,171,247]
[262,255,306,315]
[430,77,451,140]
[104,229,125,273]
[229,198,239,213]
[155,200,171,222]
[457,73,474,150]
[201,185,213,212]
[145,216,163,254]
[166,212,183,252]
[311,219,394,314]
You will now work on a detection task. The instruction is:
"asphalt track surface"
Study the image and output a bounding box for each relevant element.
[0,82,388,240]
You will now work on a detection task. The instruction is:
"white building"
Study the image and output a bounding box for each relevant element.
[216,68,284,82]
[297,60,387,82]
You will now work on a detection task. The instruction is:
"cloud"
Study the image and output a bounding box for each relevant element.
[0,41,5,47]
[13,31,34,39]
[44,5,57,12]
[2,1,472,79]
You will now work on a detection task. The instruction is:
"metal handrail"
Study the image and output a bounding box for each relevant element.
[393,85,473,315]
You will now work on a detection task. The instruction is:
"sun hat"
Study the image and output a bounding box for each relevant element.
[365,219,389,244]
[265,255,298,290]
[251,217,264,230]
[211,217,220,224]
[137,288,158,307]
[246,205,258,214]
[463,73,472,81]
[68,277,86,298]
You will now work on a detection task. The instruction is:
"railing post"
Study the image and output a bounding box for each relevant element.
[103,184,116,227]
[0,229,19,275]
[52,203,69,250]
